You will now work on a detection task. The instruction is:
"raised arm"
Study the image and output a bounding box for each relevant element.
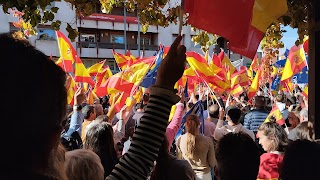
[107,35,186,180]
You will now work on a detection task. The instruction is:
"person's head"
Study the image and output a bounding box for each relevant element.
[225,106,242,125]
[280,140,320,180]
[143,93,149,104]
[94,104,104,116]
[286,96,296,106]
[257,121,289,152]
[288,112,300,129]
[82,105,96,120]
[95,115,109,123]
[185,114,200,158]
[299,107,308,122]
[65,149,104,180]
[253,96,267,108]
[215,132,260,180]
[1,33,67,173]
[135,102,145,112]
[295,121,315,141]
[83,122,118,175]
[209,104,219,118]
[275,94,285,103]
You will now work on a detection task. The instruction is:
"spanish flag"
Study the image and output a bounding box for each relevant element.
[74,57,95,86]
[248,55,259,79]
[87,60,106,76]
[281,45,307,82]
[265,104,285,126]
[113,51,132,70]
[56,31,76,72]
[229,0,288,59]
[230,84,244,97]
[248,68,262,99]
[302,85,308,98]
[86,89,95,105]
[218,51,237,79]
[230,69,250,88]
[66,75,77,105]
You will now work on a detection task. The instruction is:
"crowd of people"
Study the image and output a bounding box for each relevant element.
[2,32,319,180]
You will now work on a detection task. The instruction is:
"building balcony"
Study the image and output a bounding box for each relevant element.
[77,42,158,59]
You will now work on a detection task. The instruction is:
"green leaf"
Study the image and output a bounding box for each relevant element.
[51,7,59,13]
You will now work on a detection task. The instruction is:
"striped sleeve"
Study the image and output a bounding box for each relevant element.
[106,86,180,180]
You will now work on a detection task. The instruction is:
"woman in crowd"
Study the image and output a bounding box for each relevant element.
[176,114,216,180]
[287,112,300,131]
[257,118,289,180]
[295,121,315,141]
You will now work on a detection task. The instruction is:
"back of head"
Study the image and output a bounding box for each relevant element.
[82,105,95,119]
[65,149,104,180]
[296,121,315,141]
[94,104,104,116]
[275,94,285,103]
[135,102,145,110]
[226,106,241,124]
[0,34,67,173]
[299,108,308,122]
[253,96,267,108]
[143,93,150,103]
[215,132,260,180]
[281,140,320,180]
[209,104,219,118]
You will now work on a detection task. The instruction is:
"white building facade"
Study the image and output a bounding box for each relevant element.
[0,1,259,72]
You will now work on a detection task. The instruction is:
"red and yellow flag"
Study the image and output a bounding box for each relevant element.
[265,104,285,126]
[66,75,77,105]
[74,57,95,86]
[88,60,106,76]
[248,55,259,79]
[248,68,262,99]
[230,69,250,88]
[94,66,113,97]
[302,85,308,98]
[56,31,76,72]
[86,89,95,105]
[218,51,237,79]
[281,45,307,82]
[230,84,244,97]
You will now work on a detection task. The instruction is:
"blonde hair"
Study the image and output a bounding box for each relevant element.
[65,149,104,180]
[258,121,288,152]
[185,114,200,158]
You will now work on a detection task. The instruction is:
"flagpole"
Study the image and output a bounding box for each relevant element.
[194,70,223,108]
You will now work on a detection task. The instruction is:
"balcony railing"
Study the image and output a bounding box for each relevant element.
[77,42,158,51]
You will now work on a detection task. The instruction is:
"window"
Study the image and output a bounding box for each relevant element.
[9,23,19,34]
[80,33,96,48]
[111,34,124,44]
[139,36,151,45]
[38,29,56,40]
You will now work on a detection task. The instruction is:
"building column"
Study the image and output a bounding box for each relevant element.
[308,0,320,139]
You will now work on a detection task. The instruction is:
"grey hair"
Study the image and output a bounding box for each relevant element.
[300,108,308,121]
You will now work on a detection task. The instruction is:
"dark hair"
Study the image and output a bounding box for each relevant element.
[83,122,118,177]
[215,132,260,180]
[0,33,67,174]
[135,102,145,110]
[82,105,95,119]
[226,107,242,124]
[253,96,267,108]
[281,140,320,180]
[143,93,149,102]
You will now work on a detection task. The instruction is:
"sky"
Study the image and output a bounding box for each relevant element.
[280,26,299,55]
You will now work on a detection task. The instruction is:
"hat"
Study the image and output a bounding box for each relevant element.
[226,106,242,124]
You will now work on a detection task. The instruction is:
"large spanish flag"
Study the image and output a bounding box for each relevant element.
[56,31,76,72]
[74,57,95,86]
[229,0,288,59]
[265,104,285,126]
[281,45,307,82]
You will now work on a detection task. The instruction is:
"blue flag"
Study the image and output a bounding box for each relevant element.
[140,47,164,88]
[284,48,290,57]
[175,101,204,140]
[292,57,308,84]
[184,78,189,98]
[271,75,281,91]
[274,59,286,68]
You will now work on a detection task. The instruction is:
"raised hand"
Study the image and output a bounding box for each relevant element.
[155,36,186,91]
[74,87,86,106]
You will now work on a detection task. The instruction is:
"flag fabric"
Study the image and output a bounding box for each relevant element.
[303,36,309,54]
[94,66,113,97]
[271,75,281,91]
[86,88,95,105]
[66,75,77,105]
[140,48,164,88]
[265,104,285,126]
[274,59,287,68]
[292,57,308,84]
[100,59,153,96]
[281,45,307,82]
[248,68,262,99]
[175,101,205,140]
[218,51,237,79]
[248,55,259,79]
[184,79,189,98]
[210,54,222,68]
[284,48,290,57]
[230,84,244,97]
[229,0,288,59]
[302,85,308,98]
[113,51,132,70]
[74,57,95,86]
[230,69,250,88]
[56,31,76,72]
[185,0,255,49]
[87,60,106,76]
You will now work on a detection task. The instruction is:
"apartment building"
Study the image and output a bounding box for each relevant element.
[0,1,259,73]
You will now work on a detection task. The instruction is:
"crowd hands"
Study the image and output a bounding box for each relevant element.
[2,33,319,180]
